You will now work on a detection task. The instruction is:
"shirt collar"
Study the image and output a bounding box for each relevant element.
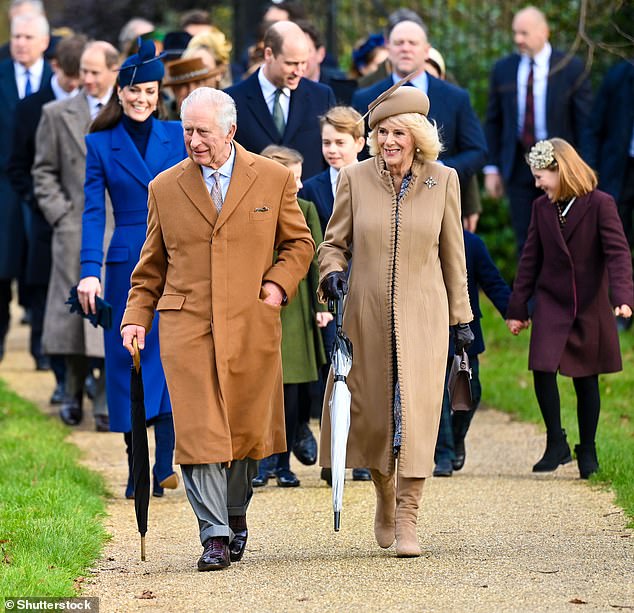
[86,88,113,108]
[258,67,291,99]
[202,141,236,180]
[392,69,428,94]
[329,166,339,186]
[523,42,551,67]
[15,57,44,79]
[51,75,79,101]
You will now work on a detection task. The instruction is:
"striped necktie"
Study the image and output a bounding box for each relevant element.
[210,172,223,213]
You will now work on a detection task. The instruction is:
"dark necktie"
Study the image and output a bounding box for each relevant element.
[272,89,286,137]
[24,69,32,97]
[521,60,535,150]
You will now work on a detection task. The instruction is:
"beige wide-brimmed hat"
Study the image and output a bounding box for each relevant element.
[163,56,222,86]
[366,72,430,129]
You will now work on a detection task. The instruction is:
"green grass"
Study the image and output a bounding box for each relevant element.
[0,380,110,597]
[479,298,634,525]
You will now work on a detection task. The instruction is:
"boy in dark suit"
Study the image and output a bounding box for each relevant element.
[433,230,511,476]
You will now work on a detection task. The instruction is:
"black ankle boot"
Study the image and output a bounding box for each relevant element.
[575,443,599,479]
[532,430,572,472]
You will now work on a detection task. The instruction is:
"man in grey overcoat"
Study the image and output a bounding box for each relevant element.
[32,41,118,430]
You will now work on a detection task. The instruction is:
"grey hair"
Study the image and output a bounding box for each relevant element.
[180,87,237,132]
[11,12,49,37]
[118,17,154,51]
[9,0,44,15]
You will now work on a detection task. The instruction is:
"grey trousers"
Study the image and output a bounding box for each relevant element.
[65,355,107,416]
[181,458,258,545]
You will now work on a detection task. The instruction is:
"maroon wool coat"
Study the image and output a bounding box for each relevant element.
[507,189,633,377]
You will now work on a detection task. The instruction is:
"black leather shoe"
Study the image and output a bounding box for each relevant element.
[275,468,300,487]
[352,468,372,481]
[452,438,466,471]
[433,459,453,477]
[49,382,65,405]
[229,516,247,562]
[94,414,110,432]
[575,443,599,479]
[292,422,317,465]
[198,537,230,571]
[533,430,572,472]
[59,397,83,426]
[252,473,270,487]
[321,467,332,486]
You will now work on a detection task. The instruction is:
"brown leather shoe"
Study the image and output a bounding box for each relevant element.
[198,537,230,571]
[229,515,248,562]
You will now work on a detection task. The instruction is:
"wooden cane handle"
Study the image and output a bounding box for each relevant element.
[132,337,141,373]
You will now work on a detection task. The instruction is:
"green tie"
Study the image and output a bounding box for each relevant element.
[272,89,286,137]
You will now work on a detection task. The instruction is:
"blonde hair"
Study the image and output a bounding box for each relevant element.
[319,106,364,140]
[367,112,443,162]
[260,144,303,168]
[534,138,597,200]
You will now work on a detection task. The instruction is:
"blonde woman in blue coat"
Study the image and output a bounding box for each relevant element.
[77,40,187,498]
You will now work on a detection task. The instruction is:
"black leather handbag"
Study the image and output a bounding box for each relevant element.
[447,350,473,411]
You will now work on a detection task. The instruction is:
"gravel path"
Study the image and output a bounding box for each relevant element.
[1,310,632,612]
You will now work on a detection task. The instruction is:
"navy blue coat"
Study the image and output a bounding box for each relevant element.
[81,118,187,432]
[8,83,55,285]
[0,58,52,278]
[299,168,333,234]
[352,74,487,192]
[460,230,511,357]
[584,60,634,200]
[225,70,336,180]
[484,49,592,182]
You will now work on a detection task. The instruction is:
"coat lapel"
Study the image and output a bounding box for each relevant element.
[110,120,153,188]
[61,93,91,153]
[144,118,175,178]
[562,192,593,242]
[285,80,310,142]
[245,71,280,143]
[214,142,257,233]
[176,158,218,227]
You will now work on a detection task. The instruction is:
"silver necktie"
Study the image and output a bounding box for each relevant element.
[211,171,223,213]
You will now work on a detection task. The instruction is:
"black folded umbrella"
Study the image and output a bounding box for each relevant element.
[130,338,150,561]
[65,285,112,329]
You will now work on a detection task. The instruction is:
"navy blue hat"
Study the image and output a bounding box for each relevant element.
[118,38,165,87]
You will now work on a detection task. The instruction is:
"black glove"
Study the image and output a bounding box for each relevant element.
[320,271,348,301]
[453,323,474,355]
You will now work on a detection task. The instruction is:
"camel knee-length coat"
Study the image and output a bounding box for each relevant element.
[318,156,473,478]
[121,143,314,465]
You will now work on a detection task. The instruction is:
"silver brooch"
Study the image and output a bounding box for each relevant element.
[424,176,437,189]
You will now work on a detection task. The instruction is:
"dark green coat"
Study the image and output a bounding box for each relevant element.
[281,198,327,383]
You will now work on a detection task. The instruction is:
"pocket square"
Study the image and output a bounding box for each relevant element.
[253,206,270,213]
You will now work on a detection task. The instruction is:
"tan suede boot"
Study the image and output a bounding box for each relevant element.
[395,475,425,557]
[370,469,396,548]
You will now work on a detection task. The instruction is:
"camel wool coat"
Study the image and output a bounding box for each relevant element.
[318,156,473,478]
[121,143,314,465]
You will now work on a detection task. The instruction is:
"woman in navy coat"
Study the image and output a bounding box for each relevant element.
[77,40,187,497]
[506,138,633,479]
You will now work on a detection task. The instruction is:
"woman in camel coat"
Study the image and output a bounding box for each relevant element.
[318,86,473,557]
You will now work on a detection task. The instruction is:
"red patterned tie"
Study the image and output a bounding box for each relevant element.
[521,60,535,150]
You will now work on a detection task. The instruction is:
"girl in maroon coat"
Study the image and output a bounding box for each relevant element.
[506,138,633,479]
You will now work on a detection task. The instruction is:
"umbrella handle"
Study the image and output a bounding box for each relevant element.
[132,337,141,374]
[327,296,345,331]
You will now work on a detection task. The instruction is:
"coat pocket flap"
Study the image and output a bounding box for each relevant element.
[105,246,129,263]
[156,294,186,311]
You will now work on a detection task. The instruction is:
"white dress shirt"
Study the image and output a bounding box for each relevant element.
[202,142,236,200]
[329,166,339,199]
[86,88,113,119]
[391,69,429,94]
[517,42,551,141]
[14,58,45,98]
[50,75,79,101]
[258,68,290,124]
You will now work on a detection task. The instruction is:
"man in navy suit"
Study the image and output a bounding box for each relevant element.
[224,20,335,180]
[8,35,85,377]
[585,59,634,248]
[484,6,592,254]
[0,12,51,363]
[352,19,487,199]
